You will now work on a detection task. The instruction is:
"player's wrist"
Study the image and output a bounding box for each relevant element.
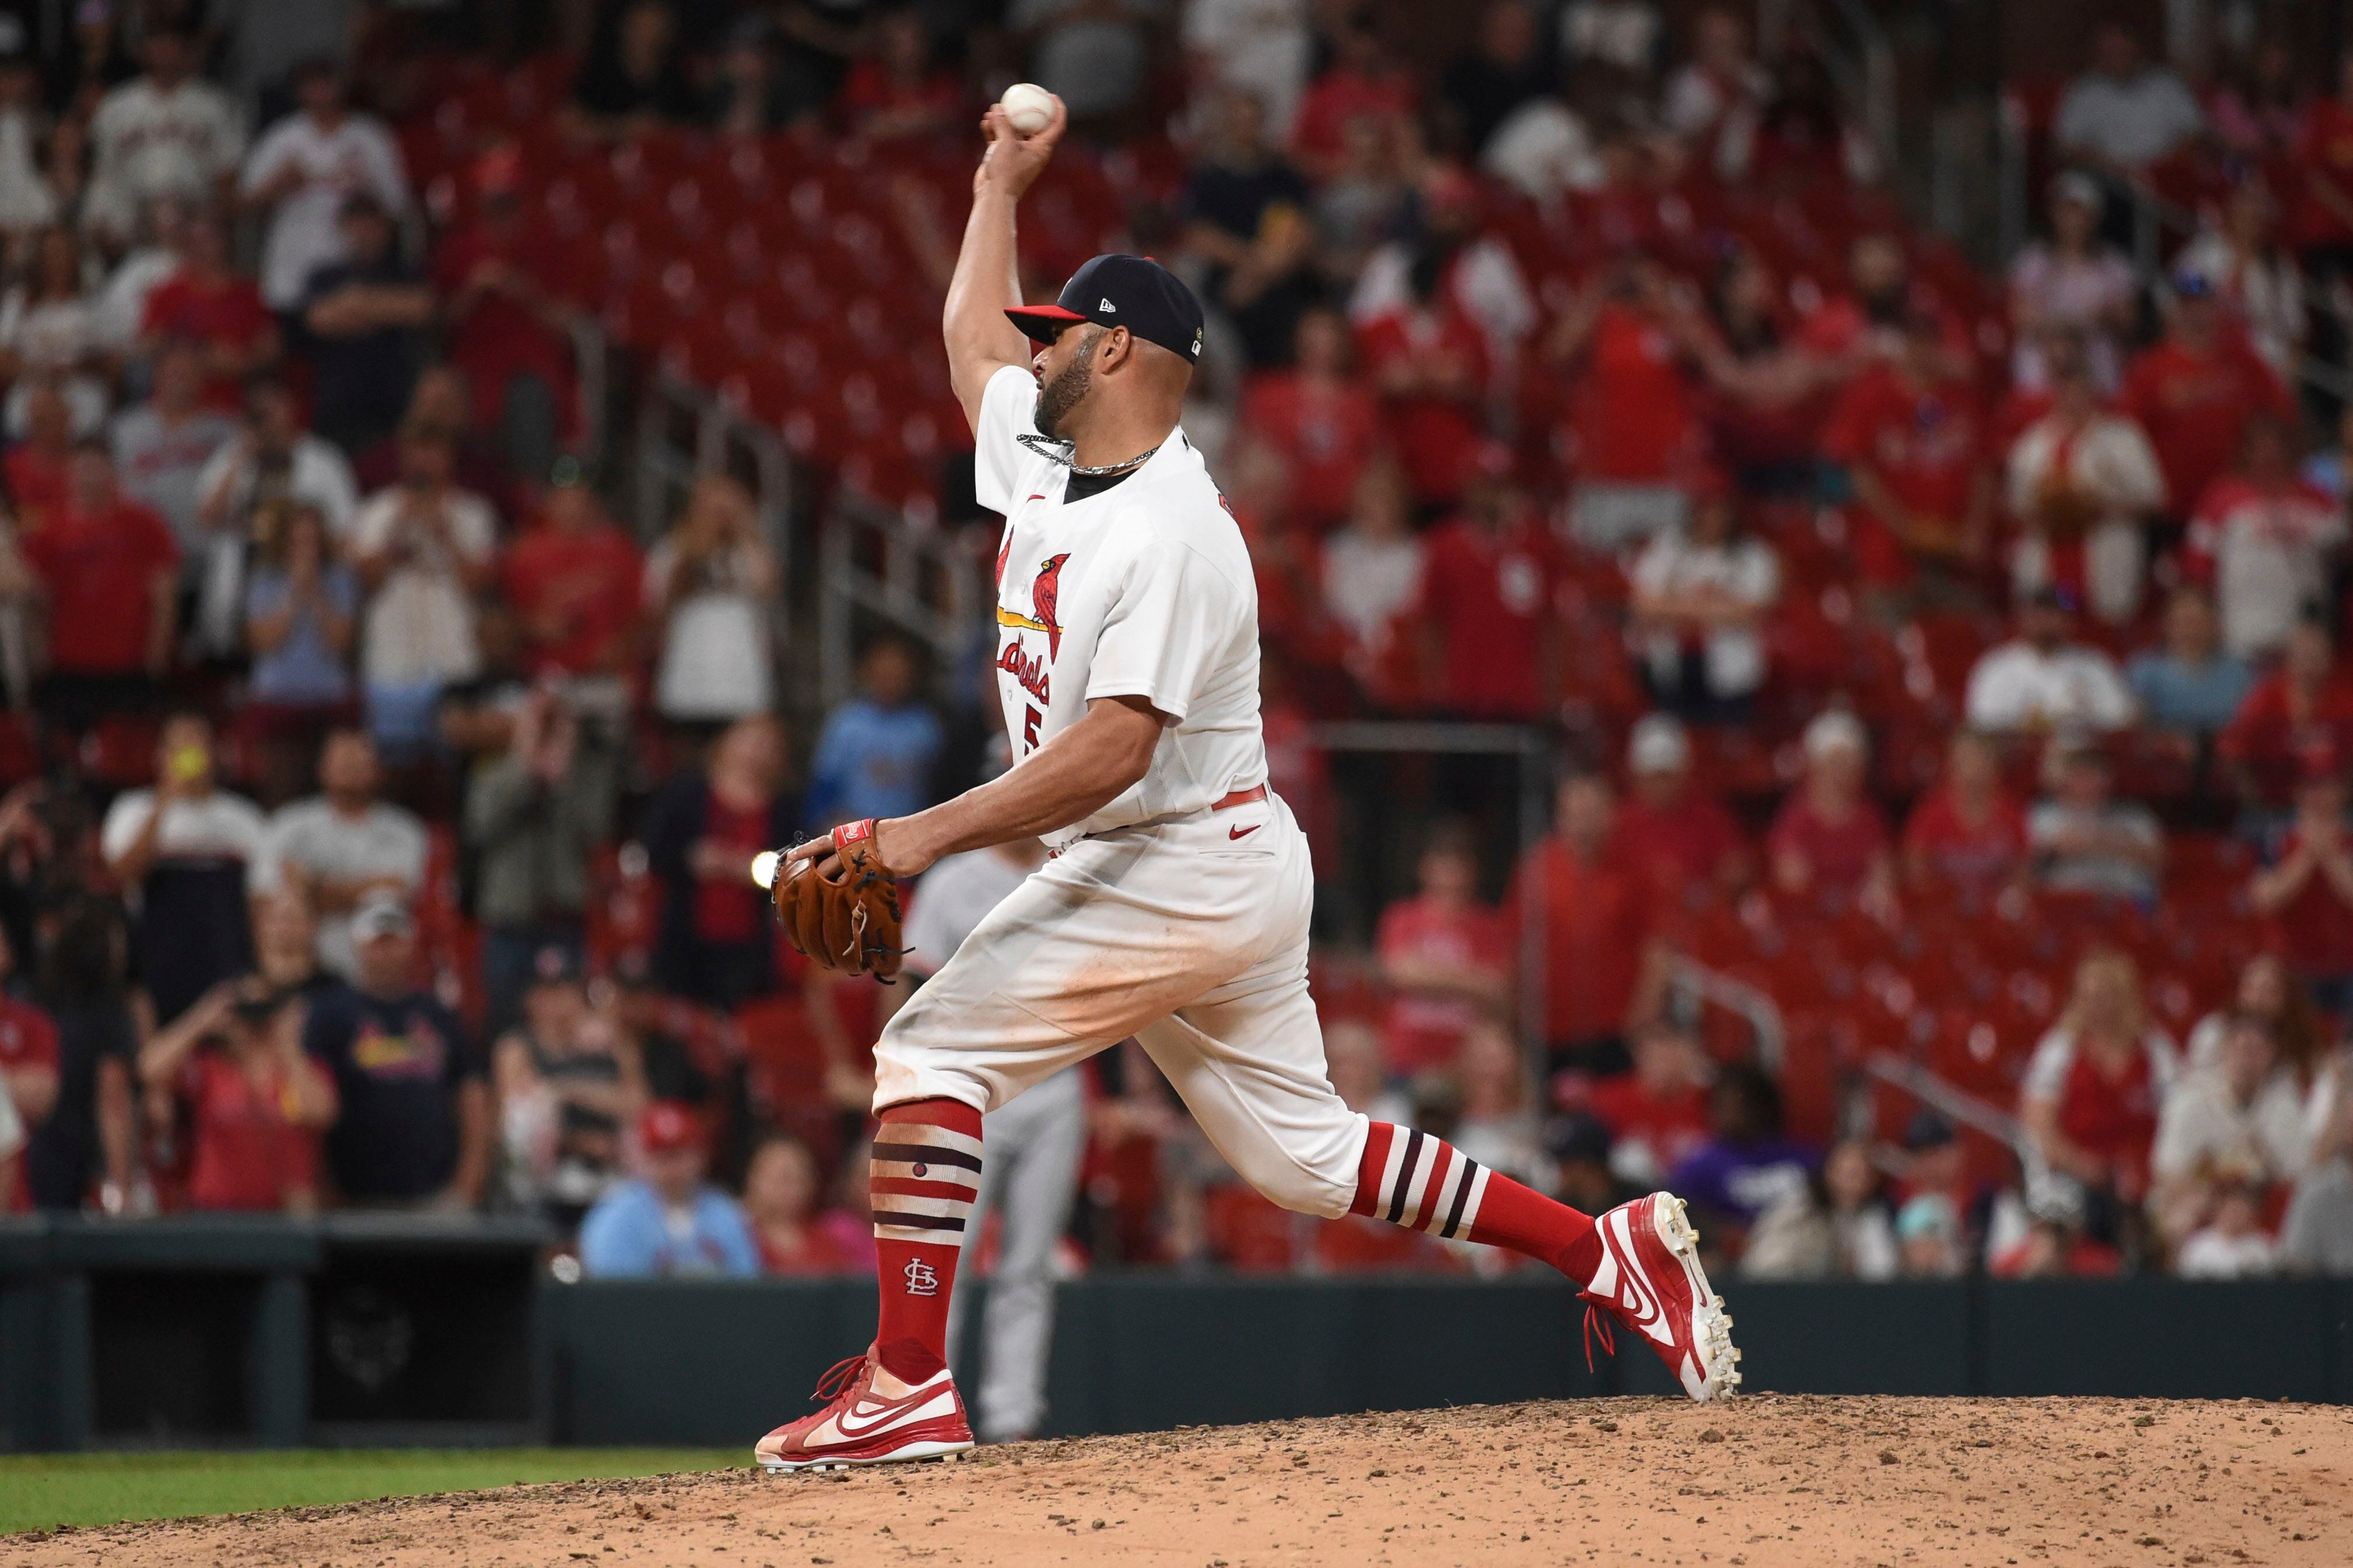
[874,816,937,878]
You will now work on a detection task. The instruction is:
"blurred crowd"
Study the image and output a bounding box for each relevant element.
[0,1,2348,1289]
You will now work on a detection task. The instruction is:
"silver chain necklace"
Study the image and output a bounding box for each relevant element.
[1017,431,1163,477]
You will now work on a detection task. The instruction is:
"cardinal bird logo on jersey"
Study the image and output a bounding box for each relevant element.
[994,552,1070,659]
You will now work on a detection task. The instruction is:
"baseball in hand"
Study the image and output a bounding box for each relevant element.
[750,851,780,890]
[999,83,1054,135]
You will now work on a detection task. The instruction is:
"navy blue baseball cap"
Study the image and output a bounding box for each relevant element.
[1006,253,1205,364]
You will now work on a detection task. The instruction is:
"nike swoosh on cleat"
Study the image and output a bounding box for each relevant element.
[1229,824,1260,840]
[835,1389,937,1439]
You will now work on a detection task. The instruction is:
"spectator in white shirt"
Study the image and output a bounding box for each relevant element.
[2055,23,2204,182]
[84,24,246,248]
[2151,1012,2310,1250]
[1181,0,1310,140]
[0,225,111,438]
[1629,471,1778,722]
[2028,740,2163,903]
[1560,0,1663,82]
[2174,180,2305,380]
[1661,7,1768,158]
[1318,458,1422,693]
[2183,413,2344,663]
[239,61,410,313]
[251,728,428,980]
[110,337,237,552]
[92,194,190,354]
[1965,588,2138,733]
[192,373,360,544]
[350,424,497,753]
[0,24,55,239]
[2172,1180,2276,1277]
[2007,173,2137,393]
[2004,330,2165,628]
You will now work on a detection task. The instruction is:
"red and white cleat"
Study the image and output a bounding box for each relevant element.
[755,1348,975,1472]
[1578,1193,1742,1403]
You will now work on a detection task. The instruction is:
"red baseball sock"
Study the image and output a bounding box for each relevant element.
[1351,1121,1603,1282]
[869,1098,984,1383]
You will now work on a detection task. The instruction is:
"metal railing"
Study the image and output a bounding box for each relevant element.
[1666,954,1788,1077]
[816,496,984,711]
[1859,1050,2030,1155]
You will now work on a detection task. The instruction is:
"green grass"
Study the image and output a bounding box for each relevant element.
[0,1447,743,1536]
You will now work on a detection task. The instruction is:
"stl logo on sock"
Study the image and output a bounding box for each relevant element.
[902,1259,940,1296]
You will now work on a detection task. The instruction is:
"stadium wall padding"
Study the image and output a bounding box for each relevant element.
[3,1217,2351,1450]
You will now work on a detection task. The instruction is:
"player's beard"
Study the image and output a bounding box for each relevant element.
[1032,326,1100,441]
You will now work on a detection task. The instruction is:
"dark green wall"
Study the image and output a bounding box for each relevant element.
[7,1215,2351,1453]
[546,1274,2353,1447]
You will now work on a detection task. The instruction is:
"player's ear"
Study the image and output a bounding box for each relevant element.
[1099,323,1134,373]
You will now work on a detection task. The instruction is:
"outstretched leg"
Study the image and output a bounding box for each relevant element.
[1141,959,1741,1403]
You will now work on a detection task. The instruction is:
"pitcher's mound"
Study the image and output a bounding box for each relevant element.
[16,1396,2352,1567]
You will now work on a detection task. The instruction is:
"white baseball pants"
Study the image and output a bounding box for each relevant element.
[874,791,1367,1221]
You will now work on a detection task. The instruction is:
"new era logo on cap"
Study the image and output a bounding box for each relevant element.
[1007,255,1205,365]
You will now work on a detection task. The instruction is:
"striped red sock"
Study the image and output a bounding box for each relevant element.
[1351,1121,1602,1281]
[870,1098,984,1382]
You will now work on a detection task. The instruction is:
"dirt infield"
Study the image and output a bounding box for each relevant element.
[9,1396,2350,1568]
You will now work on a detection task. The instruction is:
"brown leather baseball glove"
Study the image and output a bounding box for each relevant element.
[772,819,905,979]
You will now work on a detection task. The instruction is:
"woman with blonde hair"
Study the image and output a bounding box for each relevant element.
[2019,945,2179,1249]
[643,473,776,731]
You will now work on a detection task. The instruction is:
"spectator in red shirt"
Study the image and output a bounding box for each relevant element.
[1768,710,1897,916]
[4,379,73,534]
[504,469,644,682]
[0,924,58,1212]
[1823,308,1992,600]
[745,1132,862,1275]
[2119,269,2296,525]
[16,439,179,734]
[1548,259,1710,549]
[2249,748,2353,1014]
[639,714,798,1010]
[2220,614,2353,807]
[1798,232,1939,360]
[138,209,278,413]
[1615,713,1748,910]
[1584,1020,1712,1186]
[1357,250,1490,510]
[434,147,579,482]
[1697,246,1839,497]
[1901,728,2029,906]
[138,977,337,1213]
[1374,820,1511,1077]
[2020,946,2178,1246]
[836,8,962,142]
[1290,17,1416,180]
[1506,769,1664,1086]
[1413,450,1561,720]
[2288,49,2353,257]
[1236,308,1382,533]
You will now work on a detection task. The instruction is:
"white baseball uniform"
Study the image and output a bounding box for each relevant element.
[871,364,1369,1220]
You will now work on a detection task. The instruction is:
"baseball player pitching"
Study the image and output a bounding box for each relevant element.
[754,90,1739,1472]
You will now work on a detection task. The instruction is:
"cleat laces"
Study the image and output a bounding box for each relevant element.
[809,1354,867,1405]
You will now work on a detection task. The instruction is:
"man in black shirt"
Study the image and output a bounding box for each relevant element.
[1179,89,1318,368]
[298,193,433,454]
[303,892,490,1208]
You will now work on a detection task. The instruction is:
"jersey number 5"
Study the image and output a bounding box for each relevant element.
[1022,704,1041,754]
